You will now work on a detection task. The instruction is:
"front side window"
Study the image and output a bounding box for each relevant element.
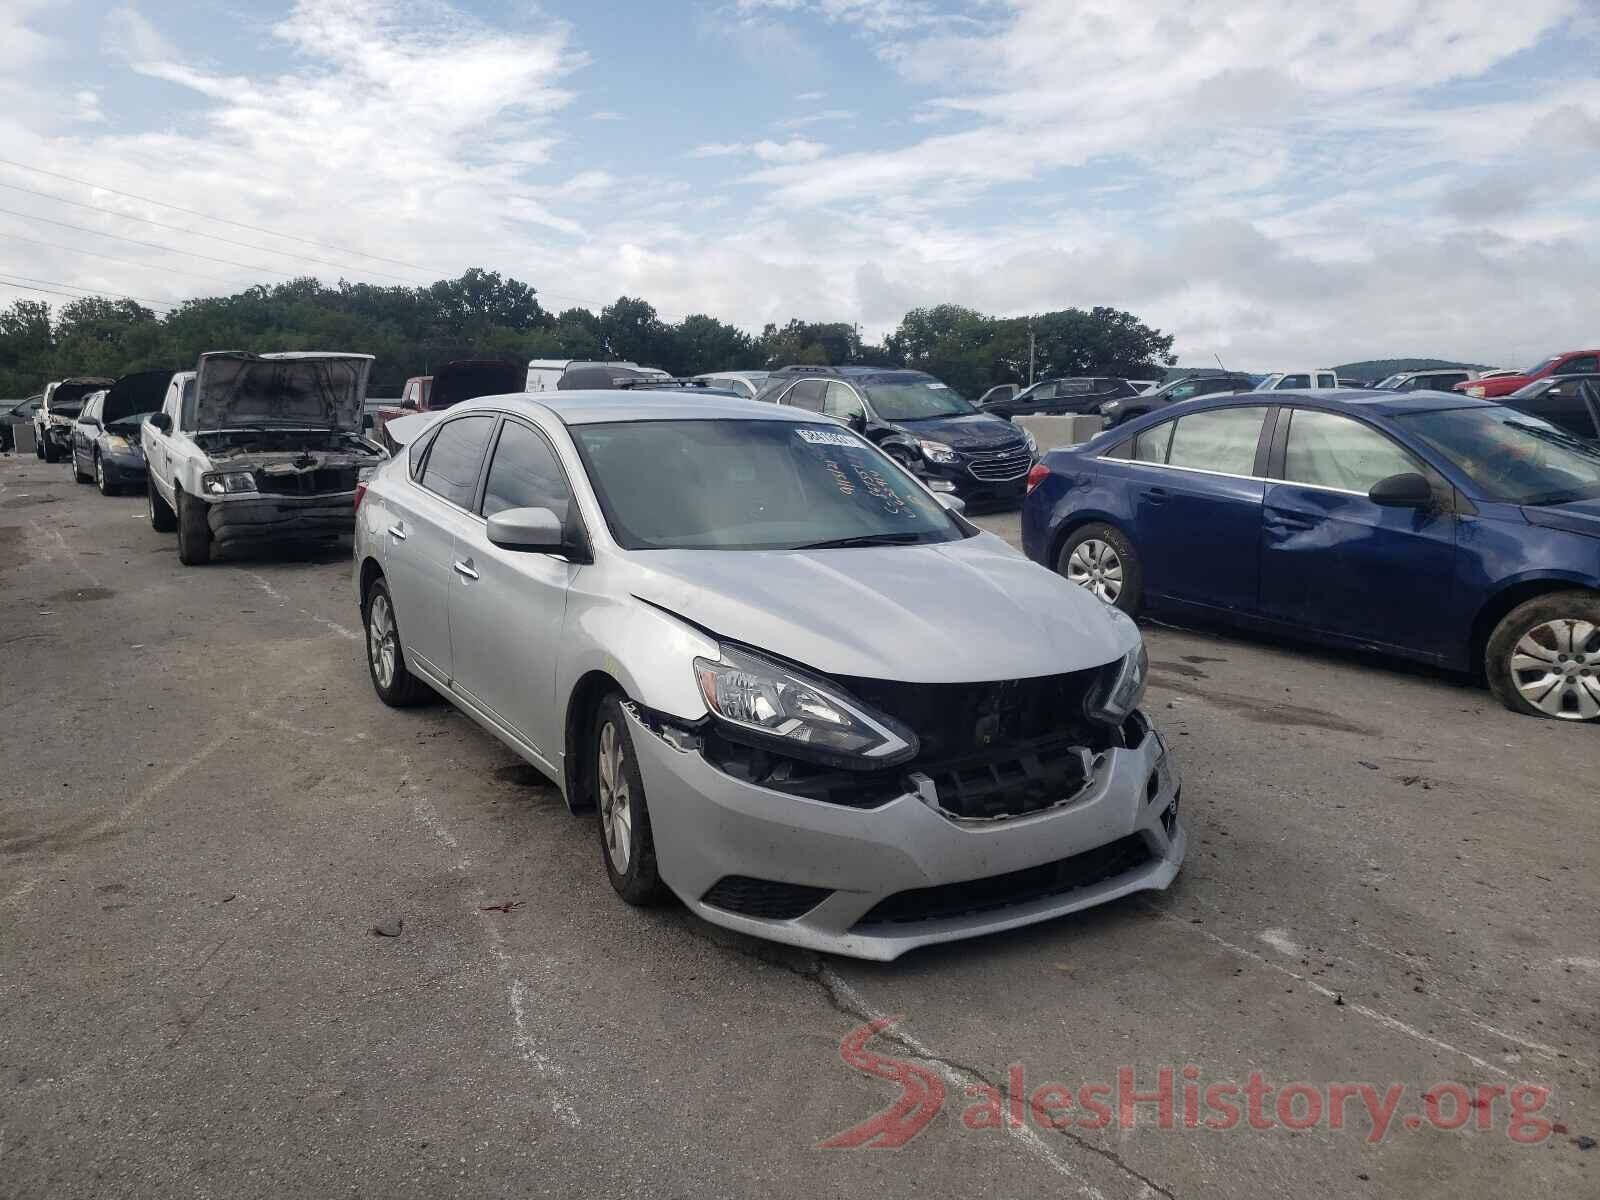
[1279,374,1311,390]
[417,414,495,508]
[1166,407,1267,475]
[781,379,826,412]
[822,381,865,421]
[571,419,966,551]
[1282,409,1423,492]
[481,421,571,522]
[1560,355,1598,375]
[177,378,197,429]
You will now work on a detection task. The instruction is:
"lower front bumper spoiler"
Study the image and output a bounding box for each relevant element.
[626,707,1185,961]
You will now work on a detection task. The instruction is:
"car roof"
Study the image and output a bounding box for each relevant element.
[768,365,933,383]
[1191,387,1493,416]
[441,389,823,426]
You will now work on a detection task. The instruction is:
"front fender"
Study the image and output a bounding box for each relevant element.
[559,590,718,724]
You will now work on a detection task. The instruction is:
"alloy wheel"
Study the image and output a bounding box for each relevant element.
[367,592,397,690]
[1509,619,1600,720]
[597,720,632,873]
[95,457,105,491]
[1066,538,1123,604]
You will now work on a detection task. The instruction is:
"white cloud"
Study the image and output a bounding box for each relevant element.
[102,5,178,66]
[778,108,854,129]
[692,137,827,163]
[590,110,623,121]
[794,90,826,102]
[73,90,106,124]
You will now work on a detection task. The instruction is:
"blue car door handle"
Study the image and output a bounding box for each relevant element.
[1144,486,1169,504]
[1266,511,1316,532]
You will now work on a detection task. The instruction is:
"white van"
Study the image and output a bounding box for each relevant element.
[525,359,669,391]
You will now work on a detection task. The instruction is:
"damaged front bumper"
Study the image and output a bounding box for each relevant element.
[206,490,359,546]
[625,706,1185,961]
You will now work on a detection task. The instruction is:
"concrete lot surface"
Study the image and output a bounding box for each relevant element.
[1,453,1595,1199]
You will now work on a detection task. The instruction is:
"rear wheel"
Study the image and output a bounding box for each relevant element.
[594,693,666,906]
[363,578,429,706]
[1486,592,1600,722]
[176,490,211,565]
[1057,522,1143,615]
[34,434,44,459]
[147,476,176,531]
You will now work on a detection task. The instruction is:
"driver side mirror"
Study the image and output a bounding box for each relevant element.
[486,506,565,553]
[1368,472,1433,508]
[148,413,172,434]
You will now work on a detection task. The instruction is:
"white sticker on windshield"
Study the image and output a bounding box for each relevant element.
[926,382,948,389]
[796,428,859,447]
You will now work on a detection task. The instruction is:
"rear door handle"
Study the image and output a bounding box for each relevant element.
[452,559,478,581]
[387,523,407,541]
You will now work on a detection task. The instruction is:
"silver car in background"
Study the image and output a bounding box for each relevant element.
[354,391,1184,960]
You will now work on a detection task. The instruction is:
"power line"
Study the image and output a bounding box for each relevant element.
[0,179,427,285]
[0,204,301,277]
[0,270,174,311]
[0,229,245,288]
[0,156,430,272]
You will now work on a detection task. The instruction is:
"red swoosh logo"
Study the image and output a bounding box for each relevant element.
[819,1016,945,1149]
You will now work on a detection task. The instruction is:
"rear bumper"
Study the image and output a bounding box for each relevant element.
[207,491,357,545]
[628,707,1184,961]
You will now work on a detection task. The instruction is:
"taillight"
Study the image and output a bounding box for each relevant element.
[353,482,368,511]
[1026,462,1051,494]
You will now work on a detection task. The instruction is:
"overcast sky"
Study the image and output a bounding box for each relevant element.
[1,0,1597,370]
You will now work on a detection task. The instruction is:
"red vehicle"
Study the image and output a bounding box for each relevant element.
[1455,349,1599,398]
[371,360,522,448]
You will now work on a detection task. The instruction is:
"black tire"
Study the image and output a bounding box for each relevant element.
[1485,591,1600,722]
[33,433,44,459]
[362,577,430,707]
[95,454,113,496]
[593,693,666,906]
[1057,522,1144,616]
[73,453,91,484]
[176,490,211,565]
[148,476,176,532]
[42,436,58,463]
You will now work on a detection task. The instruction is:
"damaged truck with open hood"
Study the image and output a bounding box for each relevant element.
[142,351,385,565]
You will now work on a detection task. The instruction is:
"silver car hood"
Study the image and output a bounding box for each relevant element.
[624,533,1137,683]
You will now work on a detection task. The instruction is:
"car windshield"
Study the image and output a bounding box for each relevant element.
[1373,374,1405,390]
[861,379,974,420]
[571,419,966,551]
[1523,356,1559,376]
[1395,406,1600,506]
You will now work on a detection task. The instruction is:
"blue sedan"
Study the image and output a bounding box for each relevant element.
[1022,390,1600,722]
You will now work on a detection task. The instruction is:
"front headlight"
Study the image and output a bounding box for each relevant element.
[202,470,256,496]
[917,439,959,465]
[1021,428,1038,455]
[693,645,918,770]
[104,435,131,453]
[358,465,377,481]
[1466,386,1486,397]
[1099,400,1121,415]
[1084,640,1149,725]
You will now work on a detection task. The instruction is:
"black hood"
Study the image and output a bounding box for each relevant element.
[103,369,173,424]
[50,379,114,413]
[431,359,524,409]
[888,411,1026,451]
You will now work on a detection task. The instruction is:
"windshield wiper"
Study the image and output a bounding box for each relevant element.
[794,531,927,550]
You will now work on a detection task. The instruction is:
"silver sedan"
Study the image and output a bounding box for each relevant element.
[354,391,1184,960]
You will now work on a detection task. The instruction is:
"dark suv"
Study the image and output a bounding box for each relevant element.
[756,365,1037,508]
[985,376,1139,418]
[1098,372,1254,427]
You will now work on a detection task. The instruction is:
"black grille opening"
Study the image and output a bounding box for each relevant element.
[854,834,1152,927]
[701,876,833,921]
[254,464,360,496]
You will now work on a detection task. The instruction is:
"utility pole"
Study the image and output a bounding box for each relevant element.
[1028,319,1036,385]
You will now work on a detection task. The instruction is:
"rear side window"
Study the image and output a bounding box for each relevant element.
[1167,407,1267,475]
[1281,409,1422,492]
[1560,355,1598,375]
[481,421,572,522]
[1132,422,1174,463]
[417,415,495,508]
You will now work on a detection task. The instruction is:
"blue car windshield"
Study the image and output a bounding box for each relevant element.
[1395,406,1600,506]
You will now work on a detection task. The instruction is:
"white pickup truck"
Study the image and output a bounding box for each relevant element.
[142,351,385,565]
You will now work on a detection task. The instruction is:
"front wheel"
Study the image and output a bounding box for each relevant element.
[42,437,58,463]
[176,490,211,565]
[95,454,112,495]
[148,476,176,531]
[594,694,666,906]
[1057,522,1144,615]
[362,578,430,706]
[1486,592,1600,721]
[73,453,91,484]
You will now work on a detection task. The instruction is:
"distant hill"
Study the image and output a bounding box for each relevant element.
[1335,358,1492,382]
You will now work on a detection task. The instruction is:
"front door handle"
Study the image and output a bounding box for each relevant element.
[1144,486,1169,504]
[387,523,407,541]
[452,559,479,581]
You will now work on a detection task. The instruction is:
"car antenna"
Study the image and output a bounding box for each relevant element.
[1214,353,1227,370]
